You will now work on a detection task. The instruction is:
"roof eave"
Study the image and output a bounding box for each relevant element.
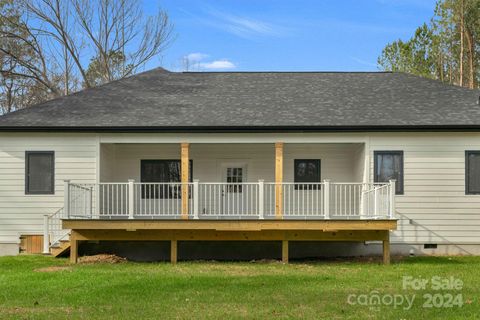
[1,125,480,133]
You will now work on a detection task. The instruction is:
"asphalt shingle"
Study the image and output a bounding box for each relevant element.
[0,68,479,130]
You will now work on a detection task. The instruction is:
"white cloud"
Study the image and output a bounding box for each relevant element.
[350,56,378,68]
[203,9,288,39]
[186,52,209,62]
[199,59,236,70]
[182,53,237,71]
[178,7,290,40]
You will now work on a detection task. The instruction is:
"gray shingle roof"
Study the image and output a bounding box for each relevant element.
[0,68,479,131]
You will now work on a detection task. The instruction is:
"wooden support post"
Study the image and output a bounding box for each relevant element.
[181,143,190,220]
[383,238,390,265]
[170,240,177,264]
[275,142,284,219]
[282,240,289,263]
[69,231,78,264]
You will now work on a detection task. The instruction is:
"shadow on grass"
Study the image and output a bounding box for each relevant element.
[272,255,469,266]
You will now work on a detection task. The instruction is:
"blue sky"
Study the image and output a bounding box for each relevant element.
[143,0,437,72]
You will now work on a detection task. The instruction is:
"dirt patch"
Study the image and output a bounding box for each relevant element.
[34,266,72,272]
[78,254,127,264]
[0,306,74,315]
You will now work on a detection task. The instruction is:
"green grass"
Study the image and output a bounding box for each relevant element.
[0,256,479,319]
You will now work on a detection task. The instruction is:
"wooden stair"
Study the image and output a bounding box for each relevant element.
[50,239,71,257]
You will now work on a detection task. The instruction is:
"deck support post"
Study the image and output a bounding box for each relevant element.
[69,231,78,264]
[258,179,264,219]
[383,237,390,265]
[275,142,284,219]
[43,215,50,254]
[128,179,135,219]
[389,179,396,219]
[181,143,190,220]
[323,179,330,219]
[282,240,289,263]
[170,240,178,264]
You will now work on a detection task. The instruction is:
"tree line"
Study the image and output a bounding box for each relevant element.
[378,0,480,89]
[0,0,174,114]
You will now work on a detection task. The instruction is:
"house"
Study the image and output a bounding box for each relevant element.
[0,68,479,263]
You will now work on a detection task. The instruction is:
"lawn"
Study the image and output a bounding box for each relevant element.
[0,256,479,319]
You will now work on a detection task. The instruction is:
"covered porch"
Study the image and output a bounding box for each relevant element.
[68,141,396,220]
[46,140,398,263]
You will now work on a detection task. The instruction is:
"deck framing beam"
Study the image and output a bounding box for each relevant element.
[63,219,397,231]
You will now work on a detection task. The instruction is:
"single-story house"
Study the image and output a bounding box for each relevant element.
[0,68,479,263]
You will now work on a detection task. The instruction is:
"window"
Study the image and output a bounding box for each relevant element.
[294,159,321,189]
[25,151,54,194]
[140,160,192,199]
[466,151,480,194]
[374,151,404,195]
[226,167,244,193]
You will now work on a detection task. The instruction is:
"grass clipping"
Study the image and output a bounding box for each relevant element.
[78,254,127,264]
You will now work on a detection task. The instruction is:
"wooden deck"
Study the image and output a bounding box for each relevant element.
[63,219,397,264]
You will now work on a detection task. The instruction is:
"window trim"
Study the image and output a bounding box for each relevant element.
[465,151,480,195]
[25,151,55,195]
[374,150,404,195]
[294,159,321,190]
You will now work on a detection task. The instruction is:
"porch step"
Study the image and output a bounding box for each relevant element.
[51,240,71,257]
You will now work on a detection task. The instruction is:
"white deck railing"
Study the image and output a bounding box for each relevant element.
[59,179,396,220]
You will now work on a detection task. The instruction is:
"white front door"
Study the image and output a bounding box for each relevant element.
[221,164,247,216]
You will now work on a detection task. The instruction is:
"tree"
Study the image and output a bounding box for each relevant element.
[0,0,59,113]
[378,24,437,79]
[378,0,480,89]
[86,50,130,87]
[0,0,174,113]
[73,0,174,85]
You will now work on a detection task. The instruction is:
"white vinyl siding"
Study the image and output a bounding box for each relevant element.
[1,131,480,249]
[369,132,480,244]
[0,133,98,243]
